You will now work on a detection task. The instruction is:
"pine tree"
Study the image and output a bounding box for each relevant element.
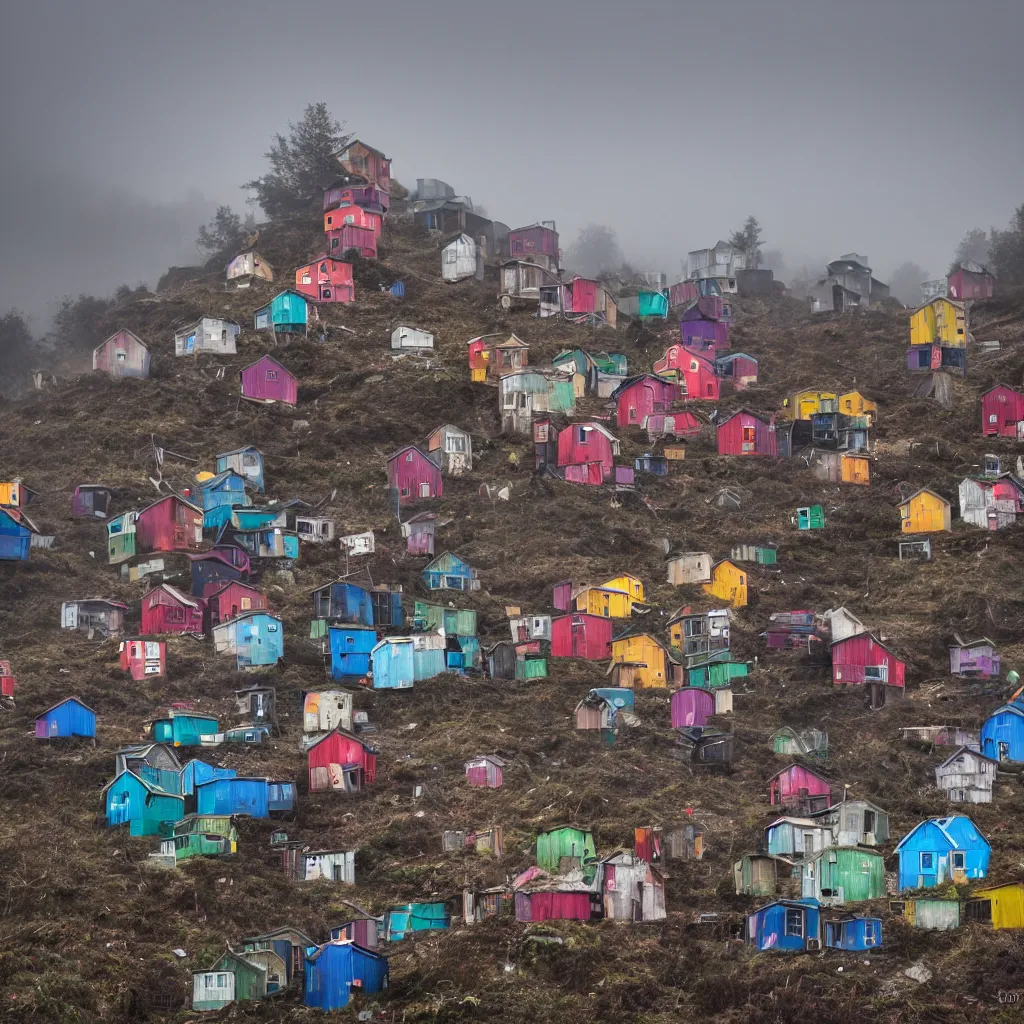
[244,103,350,220]
[196,206,246,255]
[729,216,764,269]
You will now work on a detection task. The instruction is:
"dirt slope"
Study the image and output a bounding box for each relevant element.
[1,220,1024,1023]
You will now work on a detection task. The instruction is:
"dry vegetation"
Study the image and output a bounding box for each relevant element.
[2,218,1024,1022]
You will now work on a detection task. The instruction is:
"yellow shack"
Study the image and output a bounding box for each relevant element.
[909,297,966,348]
[702,559,747,608]
[838,391,878,424]
[609,633,672,688]
[600,573,645,603]
[782,390,838,421]
[967,882,1024,929]
[841,453,871,485]
[898,488,951,533]
[574,585,636,618]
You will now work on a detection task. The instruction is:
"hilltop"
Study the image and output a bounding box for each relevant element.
[2,215,1024,1023]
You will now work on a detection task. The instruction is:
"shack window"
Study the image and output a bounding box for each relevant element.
[920,852,934,870]
[266,370,278,381]
[863,664,888,682]
[952,852,965,869]
[784,909,803,937]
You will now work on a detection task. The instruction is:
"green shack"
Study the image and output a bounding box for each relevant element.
[413,601,477,637]
[536,826,598,881]
[515,656,547,680]
[104,771,184,837]
[802,846,885,903]
[192,950,267,1011]
[152,711,220,747]
[734,854,793,896]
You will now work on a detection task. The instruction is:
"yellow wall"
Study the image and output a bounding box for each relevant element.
[839,392,877,421]
[841,454,870,485]
[0,483,23,506]
[703,561,747,607]
[601,574,645,602]
[574,587,634,618]
[900,492,951,533]
[784,390,837,421]
[610,634,668,688]
[910,298,965,347]
[976,884,1024,929]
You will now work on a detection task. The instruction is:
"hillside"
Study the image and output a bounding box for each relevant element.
[2,216,1024,1024]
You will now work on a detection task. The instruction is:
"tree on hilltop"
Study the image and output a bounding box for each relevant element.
[196,206,247,256]
[244,103,350,220]
[729,215,764,268]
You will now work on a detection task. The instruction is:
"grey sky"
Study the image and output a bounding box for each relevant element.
[2,0,1023,325]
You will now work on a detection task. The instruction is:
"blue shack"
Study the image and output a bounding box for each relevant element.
[217,446,265,493]
[314,582,375,625]
[371,638,415,689]
[199,471,251,530]
[152,712,220,747]
[329,625,377,680]
[304,941,389,1011]
[35,697,96,739]
[447,634,481,671]
[422,552,480,592]
[746,898,822,952]
[138,763,182,794]
[980,702,1024,762]
[103,770,185,836]
[634,453,669,476]
[180,759,237,796]
[0,507,33,561]
[254,289,309,335]
[189,550,248,595]
[213,612,284,669]
[824,914,882,951]
[268,780,297,818]
[895,815,990,890]
[196,777,270,819]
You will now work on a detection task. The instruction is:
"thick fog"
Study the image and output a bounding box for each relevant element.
[2,0,1023,325]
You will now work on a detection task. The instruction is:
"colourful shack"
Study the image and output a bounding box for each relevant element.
[253,289,309,336]
[92,329,150,378]
[141,584,204,635]
[703,559,747,608]
[609,374,678,429]
[307,729,378,793]
[895,815,990,890]
[550,613,613,660]
[240,356,298,406]
[717,410,777,456]
[103,770,184,836]
[981,385,1024,437]
[35,697,95,740]
[768,764,833,813]
[135,494,204,554]
[304,941,389,1012]
[387,446,442,504]
[898,488,951,533]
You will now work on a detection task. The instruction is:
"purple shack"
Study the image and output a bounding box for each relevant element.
[240,355,298,406]
[949,635,1000,678]
[681,302,729,354]
[509,222,559,270]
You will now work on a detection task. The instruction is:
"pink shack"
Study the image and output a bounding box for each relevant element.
[386,445,442,504]
[768,763,833,813]
[240,356,297,406]
[93,329,150,378]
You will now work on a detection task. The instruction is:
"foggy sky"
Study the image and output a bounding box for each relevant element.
[2,0,1023,324]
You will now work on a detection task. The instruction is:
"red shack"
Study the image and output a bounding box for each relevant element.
[386,446,442,504]
[334,140,392,191]
[654,345,719,400]
[136,494,204,554]
[610,374,679,429]
[240,356,298,406]
[831,633,906,690]
[981,384,1024,437]
[141,584,205,635]
[948,263,994,301]
[717,409,777,456]
[119,638,166,680]
[326,226,377,259]
[323,205,381,237]
[551,612,613,660]
[307,728,378,792]
[509,222,559,268]
[768,763,833,812]
[207,581,267,628]
[295,257,354,304]
[0,660,16,700]
[557,422,618,480]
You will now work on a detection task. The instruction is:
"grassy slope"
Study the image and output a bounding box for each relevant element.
[1,218,1024,1022]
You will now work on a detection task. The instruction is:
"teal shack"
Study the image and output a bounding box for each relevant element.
[371,637,415,689]
[385,903,450,941]
[637,290,669,319]
[103,770,185,836]
[689,660,750,689]
[796,505,825,530]
[253,289,309,336]
[802,847,885,903]
[152,711,220,747]
[200,471,251,530]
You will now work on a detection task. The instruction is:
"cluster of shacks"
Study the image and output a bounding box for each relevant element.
[16,139,1024,1024]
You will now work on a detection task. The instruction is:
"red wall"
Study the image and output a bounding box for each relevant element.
[209,582,267,626]
[948,269,994,300]
[981,386,1024,437]
[831,634,905,688]
[308,731,377,788]
[557,425,614,478]
[717,412,777,456]
[326,226,377,259]
[136,496,203,553]
[615,378,677,428]
[551,613,612,659]
[515,891,591,922]
[141,590,204,635]
[388,449,442,505]
[295,258,355,303]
